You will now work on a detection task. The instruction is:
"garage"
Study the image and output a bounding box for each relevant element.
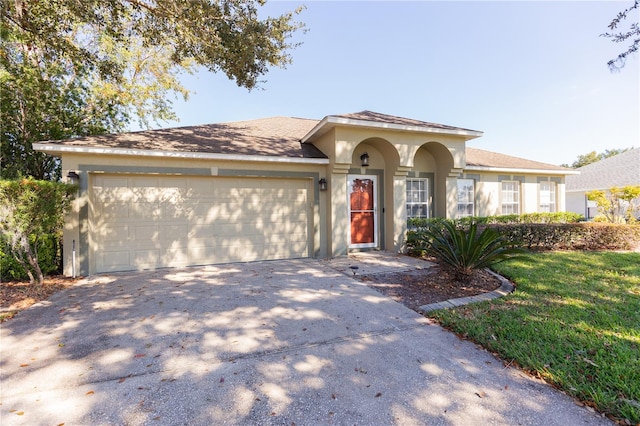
[90,174,311,273]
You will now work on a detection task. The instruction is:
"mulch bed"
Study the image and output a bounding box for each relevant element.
[358,262,502,311]
[1,276,79,319]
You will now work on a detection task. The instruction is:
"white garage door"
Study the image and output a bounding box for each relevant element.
[90,174,311,273]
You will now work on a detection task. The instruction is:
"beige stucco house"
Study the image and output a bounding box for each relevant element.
[34,111,575,276]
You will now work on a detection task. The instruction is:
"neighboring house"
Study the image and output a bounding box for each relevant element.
[34,111,575,275]
[566,147,640,220]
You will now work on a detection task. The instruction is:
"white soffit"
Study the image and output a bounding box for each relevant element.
[464,165,580,175]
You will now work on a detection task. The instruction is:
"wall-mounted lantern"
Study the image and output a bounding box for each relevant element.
[360,152,370,167]
[67,171,80,185]
[318,178,328,191]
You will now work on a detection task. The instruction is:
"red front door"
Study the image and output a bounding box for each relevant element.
[348,175,377,248]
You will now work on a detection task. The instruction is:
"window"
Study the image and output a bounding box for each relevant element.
[406,178,430,218]
[457,179,475,217]
[539,181,556,212]
[501,181,520,215]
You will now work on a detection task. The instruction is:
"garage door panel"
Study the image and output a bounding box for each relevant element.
[101,251,130,270]
[162,203,192,220]
[164,224,189,241]
[212,223,242,237]
[99,201,130,219]
[91,174,311,273]
[134,225,159,241]
[97,225,129,242]
[189,224,216,239]
[158,176,188,189]
[132,249,160,269]
[130,176,158,187]
[128,202,161,220]
[95,176,129,189]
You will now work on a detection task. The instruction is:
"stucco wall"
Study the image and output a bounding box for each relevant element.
[468,172,566,217]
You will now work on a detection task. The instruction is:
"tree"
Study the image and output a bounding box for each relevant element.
[0,179,76,288]
[1,0,305,179]
[586,185,640,223]
[601,0,639,70]
[562,148,632,168]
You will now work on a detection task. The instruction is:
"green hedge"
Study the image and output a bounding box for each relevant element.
[0,234,62,281]
[407,214,640,254]
[407,212,583,229]
[488,222,640,251]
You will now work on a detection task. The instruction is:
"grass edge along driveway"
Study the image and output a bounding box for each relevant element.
[429,251,640,424]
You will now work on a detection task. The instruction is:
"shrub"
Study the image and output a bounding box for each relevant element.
[407,212,583,230]
[407,213,583,255]
[407,217,640,254]
[1,234,61,281]
[0,179,75,287]
[415,220,525,281]
[487,223,640,251]
[586,185,640,223]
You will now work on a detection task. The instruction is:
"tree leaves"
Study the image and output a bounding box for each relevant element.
[562,148,632,169]
[0,179,76,285]
[1,0,306,179]
[601,0,640,70]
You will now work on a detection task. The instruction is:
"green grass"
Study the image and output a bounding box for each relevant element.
[430,251,640,423]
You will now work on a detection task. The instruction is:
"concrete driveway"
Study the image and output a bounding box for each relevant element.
[1,255,611,425]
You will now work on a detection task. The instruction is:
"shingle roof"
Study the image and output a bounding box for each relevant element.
[43,117,326,158]
[566,148,640,192]
[465,148,571,172]
[37,111,574,173]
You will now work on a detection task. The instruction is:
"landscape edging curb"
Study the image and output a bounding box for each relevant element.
[417,269,515,314]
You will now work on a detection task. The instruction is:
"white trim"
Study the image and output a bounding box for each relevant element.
[406,177,432,219]
[302,116,483,143]
[347,174,378,249]
[464,165,579,175]
[32,143,330,165]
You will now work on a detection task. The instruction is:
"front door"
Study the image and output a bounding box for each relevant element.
[348,175,378,249]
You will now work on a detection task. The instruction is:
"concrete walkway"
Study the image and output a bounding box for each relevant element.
[1,255,610,425]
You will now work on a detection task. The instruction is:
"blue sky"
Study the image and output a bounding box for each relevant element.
[156,1,639,166]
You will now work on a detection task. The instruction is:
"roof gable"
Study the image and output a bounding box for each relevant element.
[333,110,479,133]
[301,110,483,143]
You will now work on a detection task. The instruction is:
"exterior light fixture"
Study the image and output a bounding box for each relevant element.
[360,152,370,167]
[318,178,328,191]
[67,171,80,184]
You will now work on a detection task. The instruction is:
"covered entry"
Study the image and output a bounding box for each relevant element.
[90,174,312,273]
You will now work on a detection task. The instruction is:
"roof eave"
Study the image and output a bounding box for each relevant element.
[301,116,483,143]
[464,165,579,175]
[33,143,330,165]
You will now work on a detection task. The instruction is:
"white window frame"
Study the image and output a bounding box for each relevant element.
[457,178,475,218]
[406,178,430,219]
[539,181,556,213]
[501,181,520,215]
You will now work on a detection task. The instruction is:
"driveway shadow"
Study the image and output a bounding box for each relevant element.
[1,259,611,425]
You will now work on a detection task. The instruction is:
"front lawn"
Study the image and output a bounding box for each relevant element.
[430,251,640,423]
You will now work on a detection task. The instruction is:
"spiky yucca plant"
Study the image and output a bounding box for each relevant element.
[420,220,525,282]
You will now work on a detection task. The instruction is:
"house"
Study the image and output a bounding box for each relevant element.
[34,111,575,276]
[566,147,640,219]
